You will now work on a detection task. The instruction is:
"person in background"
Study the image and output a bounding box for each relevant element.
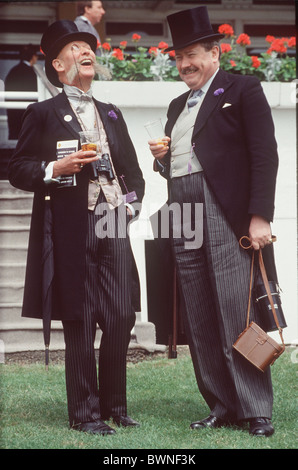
[149,6,279,437]
[8,20,144,436]
[5,45,38,140]
[74,1,105,55]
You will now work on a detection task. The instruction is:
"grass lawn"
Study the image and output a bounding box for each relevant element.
[0,348,297,451]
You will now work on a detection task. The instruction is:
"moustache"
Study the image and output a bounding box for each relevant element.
[181,67,198,76]
[93,61,112,80]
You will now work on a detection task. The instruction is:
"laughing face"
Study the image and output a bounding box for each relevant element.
[52,41,96,91]
[175,42,220,90]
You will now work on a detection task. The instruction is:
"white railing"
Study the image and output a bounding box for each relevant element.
[0,91,38,109]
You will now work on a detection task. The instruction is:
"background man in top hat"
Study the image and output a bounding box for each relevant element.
[149,6,279,437]
[8,20,144,435]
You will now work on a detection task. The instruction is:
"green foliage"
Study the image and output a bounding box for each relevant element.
[96,30,296,82]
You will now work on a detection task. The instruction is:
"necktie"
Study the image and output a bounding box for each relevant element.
[187,89,203,112]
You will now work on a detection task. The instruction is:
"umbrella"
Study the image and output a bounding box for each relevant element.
[41,194,54,370]
[168,267,178,359]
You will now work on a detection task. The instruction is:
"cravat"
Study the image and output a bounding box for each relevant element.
[75,91,93,115]
[64,85,93,115]
[187,89,203,112]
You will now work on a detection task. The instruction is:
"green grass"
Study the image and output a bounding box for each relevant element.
[0,349,297,450]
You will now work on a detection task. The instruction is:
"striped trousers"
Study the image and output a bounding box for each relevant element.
[170,172,273,421]
[62,195,135,426]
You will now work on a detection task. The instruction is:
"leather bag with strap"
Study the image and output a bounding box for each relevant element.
[233,236,285,372]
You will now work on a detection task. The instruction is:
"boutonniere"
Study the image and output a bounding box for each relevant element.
[108,107,119,121]
[214,88,224,96]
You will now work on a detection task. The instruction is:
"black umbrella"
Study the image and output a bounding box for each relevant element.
[42,194,54,370]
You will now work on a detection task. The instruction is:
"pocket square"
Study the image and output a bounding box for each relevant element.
[222,103,232,108]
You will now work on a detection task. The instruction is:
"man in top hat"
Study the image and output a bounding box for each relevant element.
[8,20,145,435]
[149,6,279,436]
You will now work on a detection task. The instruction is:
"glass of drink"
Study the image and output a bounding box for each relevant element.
[79,130,100,154]
[144,119,167,147]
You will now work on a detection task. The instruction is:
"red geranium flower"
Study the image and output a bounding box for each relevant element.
[120,41,127,49]
[265,35,275,44]
[102,42,111,51]
[158,41,169,50]
[112,48,124,60]
[288,37,296,48]
[218,24,234,37]
[132,33,141,42]
[221,43,232,54]
[230,60,236,67]
[267,38,287,54]
[236,34,251,47]
[251,56,261,68]
[149,47,158,56]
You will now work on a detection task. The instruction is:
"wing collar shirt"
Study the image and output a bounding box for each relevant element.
[44,84,123,211]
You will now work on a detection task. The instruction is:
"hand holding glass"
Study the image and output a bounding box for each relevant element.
[79,130,100,154]
[145,119,167,147]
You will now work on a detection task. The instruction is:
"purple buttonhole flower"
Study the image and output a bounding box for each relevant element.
[108,110,118,121]
[214,88,225,96]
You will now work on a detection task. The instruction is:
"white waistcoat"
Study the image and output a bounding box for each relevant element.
[170,100,203,179]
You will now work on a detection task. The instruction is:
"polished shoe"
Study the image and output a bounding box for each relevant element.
[249,418,274,437]
[72,420,116,435]
[112,415,140,427]
[190,415,228,430]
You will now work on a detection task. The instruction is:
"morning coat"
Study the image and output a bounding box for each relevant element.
[8,91,145,321]
[155,68,279,281]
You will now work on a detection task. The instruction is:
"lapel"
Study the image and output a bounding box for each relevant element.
[193,69,233,138]
[53,93,116,151]
[53,91,82,138]
[165,90,191,138]
[94,99,116,151]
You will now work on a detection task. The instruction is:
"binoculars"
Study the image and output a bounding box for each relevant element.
[92,153,115,180]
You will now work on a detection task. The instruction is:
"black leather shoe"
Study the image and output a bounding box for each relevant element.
[72,420,116,435]
[190,415,227,430]
[112,415,140,427]
[249,418,274,437]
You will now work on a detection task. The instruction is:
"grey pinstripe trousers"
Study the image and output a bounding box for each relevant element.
[170,172,273,421]
[62,194,135,426]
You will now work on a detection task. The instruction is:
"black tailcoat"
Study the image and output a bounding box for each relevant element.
[156,69,279,281]
[8,91,145,321]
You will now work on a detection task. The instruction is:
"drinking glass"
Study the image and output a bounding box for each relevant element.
[79,130,100,154]
[144,119,167,147]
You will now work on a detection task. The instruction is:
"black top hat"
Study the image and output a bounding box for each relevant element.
[40,20,98,88]
[165,6,224,52]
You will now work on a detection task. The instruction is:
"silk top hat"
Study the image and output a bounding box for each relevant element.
[40,20,98,88]
[165,6,224,52]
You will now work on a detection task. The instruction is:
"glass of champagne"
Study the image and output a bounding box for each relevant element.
[79,130,100,154]
[144,119,167,147]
